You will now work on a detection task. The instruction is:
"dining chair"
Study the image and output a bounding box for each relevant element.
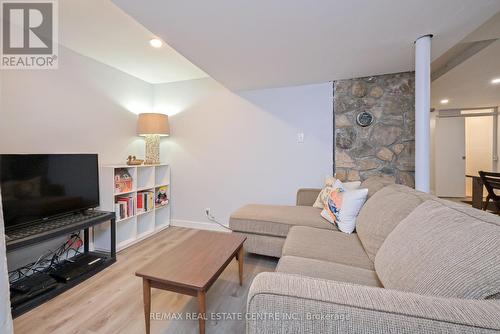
[478,171,500,213]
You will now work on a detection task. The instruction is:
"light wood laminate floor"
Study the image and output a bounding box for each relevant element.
[13,227,278,334]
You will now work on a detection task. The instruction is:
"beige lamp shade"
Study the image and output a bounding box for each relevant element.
[137,113,170,136]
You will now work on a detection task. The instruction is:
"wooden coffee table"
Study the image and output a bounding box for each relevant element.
[135,230,246,334]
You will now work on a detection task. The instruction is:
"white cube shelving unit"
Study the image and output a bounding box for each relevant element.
[93,164,171,252]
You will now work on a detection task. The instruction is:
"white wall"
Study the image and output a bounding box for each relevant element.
[0,46,152,164]
[1,48,333,229]
[1,46,333,230]
[154,78,332,227]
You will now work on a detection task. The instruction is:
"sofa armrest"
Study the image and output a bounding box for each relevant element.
[296,188,321,206]
[247,272,500,334]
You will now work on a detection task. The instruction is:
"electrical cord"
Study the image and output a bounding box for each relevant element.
[205,209,233,231]
[8,233,84,283]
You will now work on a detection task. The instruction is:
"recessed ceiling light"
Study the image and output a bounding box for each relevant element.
[440,99,449,104]
[492,78,500,84]
[149,38,163,48]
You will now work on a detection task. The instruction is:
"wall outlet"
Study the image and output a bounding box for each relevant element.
[205,208,211,216]
[297,132,305,143]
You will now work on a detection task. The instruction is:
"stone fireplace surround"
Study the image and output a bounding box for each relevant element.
[333,71,415,187]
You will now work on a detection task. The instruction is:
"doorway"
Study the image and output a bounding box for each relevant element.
[433,107,498,198]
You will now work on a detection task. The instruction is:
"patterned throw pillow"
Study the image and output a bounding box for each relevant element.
[325,176,336,187]
[320,183,368,234]
[313,178,361,209]
[313,186,334,209]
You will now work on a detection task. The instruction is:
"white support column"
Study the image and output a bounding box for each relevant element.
[414,34,433,192]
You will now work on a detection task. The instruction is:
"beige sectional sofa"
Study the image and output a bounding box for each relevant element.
[232,183,500,333]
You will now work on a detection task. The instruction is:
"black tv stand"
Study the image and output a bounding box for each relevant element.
[6,210,116,318]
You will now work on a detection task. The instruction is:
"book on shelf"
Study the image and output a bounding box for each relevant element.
[137,191,154,213]
[115,195,135,220]
[114,168,133,193]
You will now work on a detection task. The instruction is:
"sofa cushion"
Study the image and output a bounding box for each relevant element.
[296,188,321,206]
[282,226,374,270]
[360,175,395,198]
[277,255,382,287]
[375,200,500,299]
[356,184,434,261]
[229,204,335,238]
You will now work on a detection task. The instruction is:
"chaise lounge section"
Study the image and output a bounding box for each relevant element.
[229,191,328,257]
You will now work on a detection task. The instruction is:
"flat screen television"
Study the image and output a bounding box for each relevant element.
[0,154,99,231]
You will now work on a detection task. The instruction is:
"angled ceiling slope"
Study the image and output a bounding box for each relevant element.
[113,0,500,91]
[60,0,207,84]
[431,11,500,109]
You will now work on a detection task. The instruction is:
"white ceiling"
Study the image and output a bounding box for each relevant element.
[431,39,500,109]
[113,0,500,91]
[59,0,207,84]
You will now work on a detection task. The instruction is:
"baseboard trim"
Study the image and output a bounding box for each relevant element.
[170,219,230,233]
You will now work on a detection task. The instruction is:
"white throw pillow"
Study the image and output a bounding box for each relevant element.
[320,186,368,234]
[313,178,361,209]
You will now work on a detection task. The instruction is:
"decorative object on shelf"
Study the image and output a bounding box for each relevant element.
[155,186,169,207]
[356,111,374,127]
[126,155,144,166]
[137,113,170,165]
[114,168,133,193]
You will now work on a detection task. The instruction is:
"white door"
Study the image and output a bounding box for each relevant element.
[465,116,493,197]
[435,116,466,197]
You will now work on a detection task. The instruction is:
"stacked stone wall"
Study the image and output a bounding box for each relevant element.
[334,71,415,186]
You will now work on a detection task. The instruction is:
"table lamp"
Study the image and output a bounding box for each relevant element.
[137,113,170,164]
